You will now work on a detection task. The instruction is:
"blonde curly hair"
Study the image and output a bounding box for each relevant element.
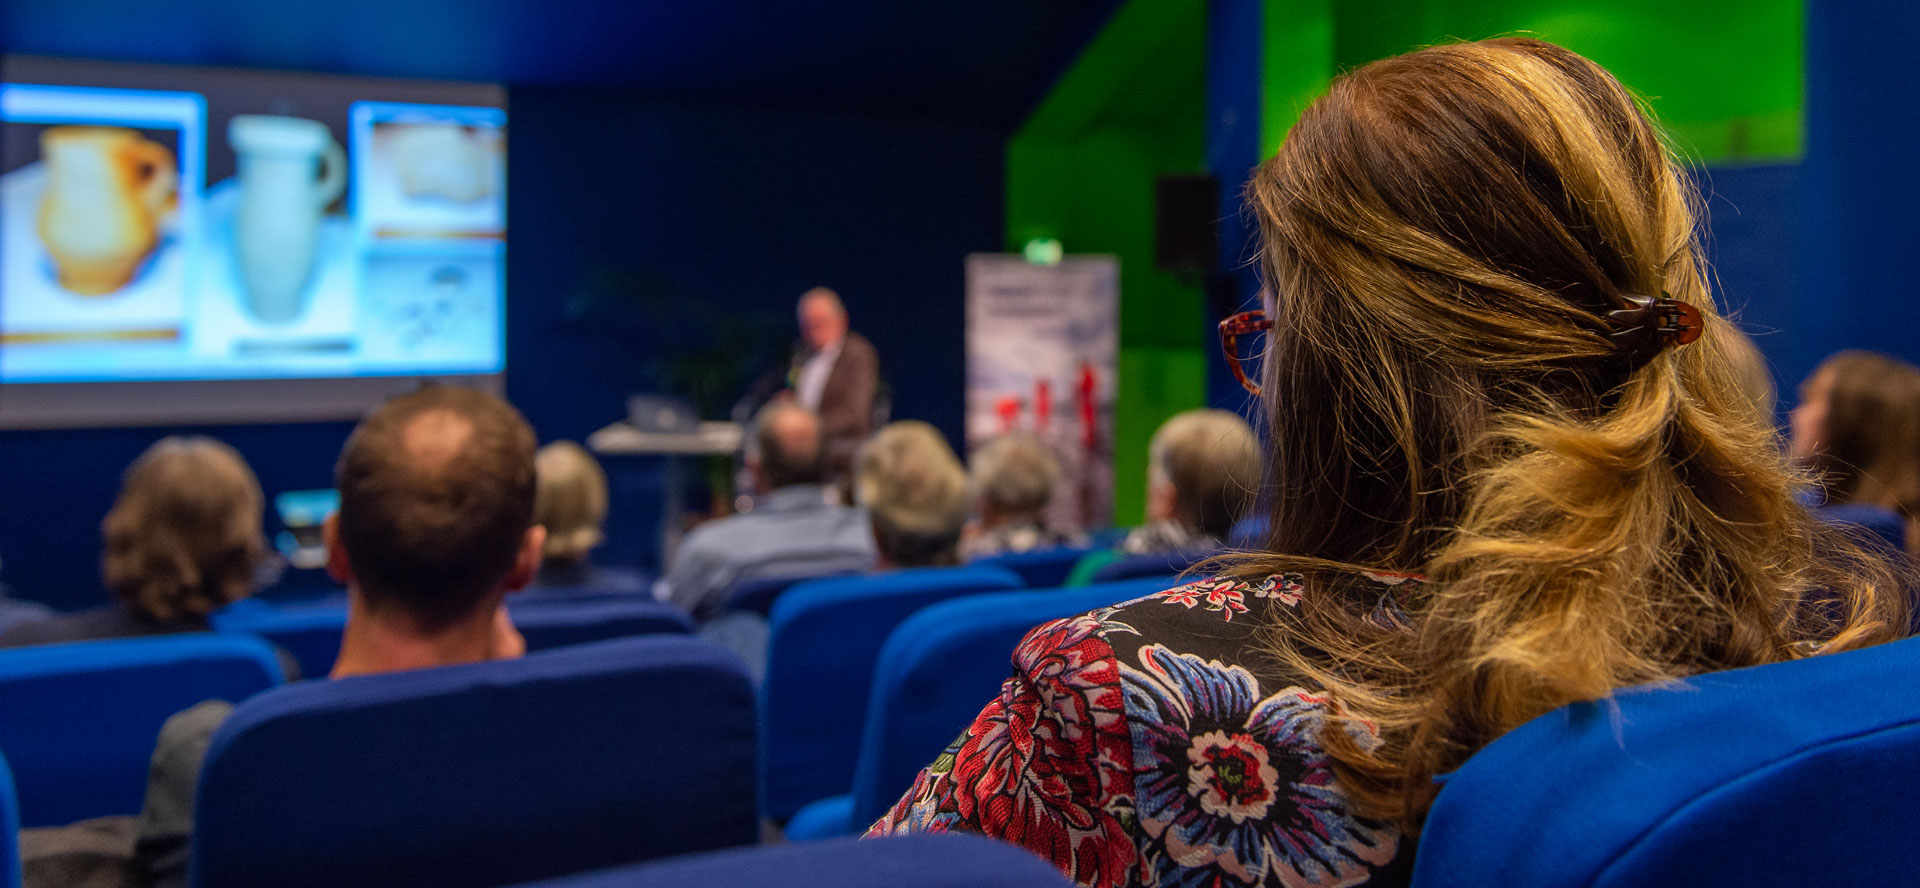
[1236,38,1906,829]
[534,441,609,565]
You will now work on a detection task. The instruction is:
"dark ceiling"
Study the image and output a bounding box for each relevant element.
[0,0,1122,128]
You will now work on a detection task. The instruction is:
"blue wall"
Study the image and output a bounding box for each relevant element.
[1205,0,1265,411]
[503,90,998,447]
[1694,163,1806,405]
[0,421,355,610]
[0,89,1001,611]
[1800,0,1920,388]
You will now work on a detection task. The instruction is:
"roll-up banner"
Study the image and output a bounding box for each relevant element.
[964,253,1118,531]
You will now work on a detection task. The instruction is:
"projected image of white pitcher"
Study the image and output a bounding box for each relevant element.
[228,115,346,323]
[36,126,179,296]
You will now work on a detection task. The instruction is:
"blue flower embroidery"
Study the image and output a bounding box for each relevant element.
[1121,645,1397,887]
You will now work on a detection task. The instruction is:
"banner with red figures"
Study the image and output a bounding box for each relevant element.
[965,253,1117,531]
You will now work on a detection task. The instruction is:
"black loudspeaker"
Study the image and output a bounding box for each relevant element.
[1155,175,1220,274]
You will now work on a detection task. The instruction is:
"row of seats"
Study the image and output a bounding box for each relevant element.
[212,595,695,679]
[0,556,1192,885]
[0,633,288,828]
[509,834,1073,887]
[193,635,756,888]
[0,633,755,886]
[718,539,1177,619]
[10,555,1920,886]
[755,557,1213,822]
[782,575,1177,837]
[0,593,700,830]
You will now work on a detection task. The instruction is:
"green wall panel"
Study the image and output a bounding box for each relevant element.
[1318,0,1803,162]
[1262,0,1335,158]
[1005,0,1207,527]
[1005,0,1800,525]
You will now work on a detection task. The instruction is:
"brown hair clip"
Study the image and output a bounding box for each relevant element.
[1606,291,1702,367]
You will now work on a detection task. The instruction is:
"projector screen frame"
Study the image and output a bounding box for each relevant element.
[0,373,505,429]
[0,55,508,429]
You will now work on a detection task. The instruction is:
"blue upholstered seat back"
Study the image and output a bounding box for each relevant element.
[759,565,1022,820]
[0,633,284,827]
[849,576,1174,828]
[214,597,693,679]
[723,570,860,618]
[190,635,756,888]
[0,751,21,888]
[211,600,346,680]
[1414,636,1920,887]
[504,834,1074,888]
[1089,545,1217,583]
[1816,501,1907,553]
[511,598,695,648]
[971,546,1093,589]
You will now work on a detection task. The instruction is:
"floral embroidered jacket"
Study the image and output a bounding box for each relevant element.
[866,572,1417,888]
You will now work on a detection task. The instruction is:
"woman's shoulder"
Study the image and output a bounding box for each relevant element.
[1007,570,1415,888]
[1057,569,1422,663]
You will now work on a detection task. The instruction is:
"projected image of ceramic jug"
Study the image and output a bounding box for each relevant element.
[229,115,346,323]
[36,126,179,296]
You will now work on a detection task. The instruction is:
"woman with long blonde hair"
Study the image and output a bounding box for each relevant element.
[869,38,1905,888]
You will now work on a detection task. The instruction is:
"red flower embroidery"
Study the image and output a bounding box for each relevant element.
[1161,580,1249,622]
[1159,585,1204,608]
[944,616,1140,888]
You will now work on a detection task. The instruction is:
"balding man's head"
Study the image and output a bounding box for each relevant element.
[797,287,849,352]
[334,385,538,626]
[753,403,827,490]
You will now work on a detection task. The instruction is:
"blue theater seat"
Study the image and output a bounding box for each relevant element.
[1089,545,1218,583]
[1228,513,1270,549]
[214,597,693,678]
[0,633,285,827]
[1413,636,1920,888]
[518,565,653,600]
[971,546,1092,589]
[512,598,695,649]
[0,751,20,888]
[504,834,1073,888]
[760,565,1022,822]
[785,576,1174,839]
[722,570,860,618]
[1816,501,1907,553]
[211,600,346,680]
[190,635,756,888]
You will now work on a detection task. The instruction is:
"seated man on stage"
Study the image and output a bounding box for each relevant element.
[661,402,876,620]
[790,287,879,486]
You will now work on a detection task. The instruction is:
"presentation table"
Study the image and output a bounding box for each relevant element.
[587,421,744,576]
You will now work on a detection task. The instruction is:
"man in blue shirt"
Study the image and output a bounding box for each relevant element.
[662,403,875,621]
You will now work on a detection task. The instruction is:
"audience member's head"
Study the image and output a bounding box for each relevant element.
[1145,409,1261,541]
[969,432,1062,528]
[1234,38,1903,826]
[797,286,849,352]
[102,437,267,622]
[330,385,543,630]
[533,441,609,568]
[858,421,969,569]
[1791,350,1920,513]
[750,402,827,493]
